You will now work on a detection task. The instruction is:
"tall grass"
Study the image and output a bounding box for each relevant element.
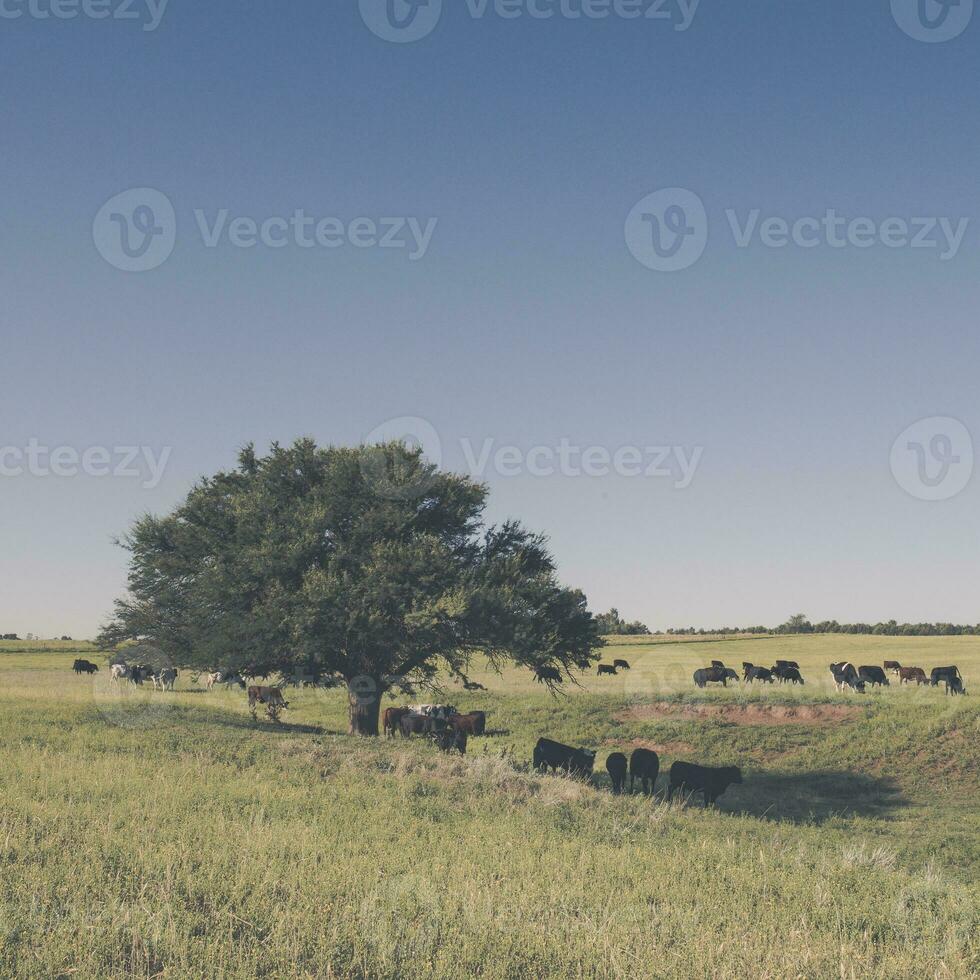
[0,635,977,977]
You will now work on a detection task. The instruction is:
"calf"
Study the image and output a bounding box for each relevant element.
[247,686,288,722]
[597,664,617,676]
[930,666,961,689]
[629,747,660,796]
[898,666,928,685]
[830,662,865,693]
[605,752,627,794]
[945,675,966,696]
[667,761,742,808]
[883,660,901,676]
[533,737,596,778]
[858,665,889,688]
[612,659,631,671]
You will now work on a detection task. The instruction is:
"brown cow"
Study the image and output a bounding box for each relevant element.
[383,706,412,738]
[449,711,486,736]
[247,685,288,721]
[898,666,928,685]
[883,660,901,676]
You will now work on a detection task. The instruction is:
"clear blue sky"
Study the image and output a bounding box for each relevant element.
[2,1,979,638]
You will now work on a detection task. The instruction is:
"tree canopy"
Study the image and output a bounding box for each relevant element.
[99,439,602,733]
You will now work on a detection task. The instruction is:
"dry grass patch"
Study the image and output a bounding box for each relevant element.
[617,702,864,726]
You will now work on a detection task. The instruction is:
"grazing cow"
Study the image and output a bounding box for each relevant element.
[858,665,889,688]
[72,659,98,675]
[153,667,178,691]
[448,712,486,737]
[774,660,800,670]
[946,675,966,696]
[532,738,596,777]
[693,666,732,688]
[898,666,928,685]
[247,686,288,721]
[667,761,742,808]
[434,727,467,755]
[930,666,961,689]
[605,752,627,794]
[383,706,412,738]
[575,660,592,670]
[830,662,865,693]
[534,666,562,684]
[773,664,805,685]
[883,660,901,676]
[744,665,775,684]
[629,747,660,796]
[597,664,617,676]
[613,659,631,671]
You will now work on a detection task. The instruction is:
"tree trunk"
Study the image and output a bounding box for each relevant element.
[347,677,382,736]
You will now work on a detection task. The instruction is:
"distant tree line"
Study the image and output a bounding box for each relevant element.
[593,609,651,635]
[1,633,19,641]
[658,613,980,637]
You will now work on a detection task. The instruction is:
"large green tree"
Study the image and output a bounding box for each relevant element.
[99,439,602,734]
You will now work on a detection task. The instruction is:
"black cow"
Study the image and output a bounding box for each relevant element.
[774,660,799,670]
[830,662,865,693]
[744,665,774,684]
[693,666,733,688]
[575,660,592,670]
[534,665,562,684]
[773,664,804,685]
[533,738,596,777]
[129,664,154,686]
[400,714,445,737]
[605,752,627,794]
[434,727,467,755]
[597,664,617,676]
[629,748,660,796]
[710,660,726,670]
[930,666,961,689]
[946,675,966,696]
[72,659,99,675]
[613,659,631,671]
[858,665,889,688]
[667,761,742,808]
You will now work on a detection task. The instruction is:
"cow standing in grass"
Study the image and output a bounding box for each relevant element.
[248,686,288,722]
[605,753,627,794]
[667,762,742,808]
[830,662,865,693]
[629,748,660,796]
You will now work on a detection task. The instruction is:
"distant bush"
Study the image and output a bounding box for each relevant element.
[594,609,650,635]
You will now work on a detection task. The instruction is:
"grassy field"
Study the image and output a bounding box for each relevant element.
[0,635,977,978]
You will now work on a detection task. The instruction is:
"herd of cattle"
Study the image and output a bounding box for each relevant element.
[683,658,967,695]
